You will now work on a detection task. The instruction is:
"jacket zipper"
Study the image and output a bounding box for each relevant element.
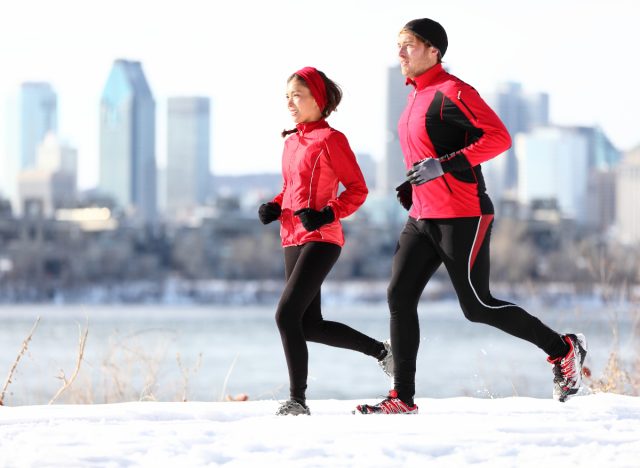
[441,175,453,194]
[407,89,421,214]
[457,90,477,121]
[288,139,300,239]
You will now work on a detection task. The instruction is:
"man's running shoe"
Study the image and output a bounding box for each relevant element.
[353,390,418,414]
[276,400,310,416]
[378,339,394,378]
[547,333,588,402]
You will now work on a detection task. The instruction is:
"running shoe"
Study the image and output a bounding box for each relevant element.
[353,389,418,414]
[276,400,311,416]
[547,333,588,402]
[378,339,394,378]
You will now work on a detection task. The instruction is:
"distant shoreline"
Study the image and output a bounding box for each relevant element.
[0,278,637,306]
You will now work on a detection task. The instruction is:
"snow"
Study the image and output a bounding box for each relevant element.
[1,394,639,467]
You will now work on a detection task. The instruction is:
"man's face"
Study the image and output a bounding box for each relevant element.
[397,32,439,78]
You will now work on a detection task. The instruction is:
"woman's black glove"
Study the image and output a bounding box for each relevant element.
[294,206,335,231]
[258,202,281,225]
[395,181,412,211]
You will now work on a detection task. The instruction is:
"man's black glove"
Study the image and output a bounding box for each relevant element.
[406,158,444,185]
[294,206,335,231]
[258,202,281,225]
[395,181,412,211]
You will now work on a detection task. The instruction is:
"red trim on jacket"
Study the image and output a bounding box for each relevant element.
[400,64,511,218]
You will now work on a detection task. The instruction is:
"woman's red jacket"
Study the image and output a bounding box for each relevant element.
[272,119,368,247]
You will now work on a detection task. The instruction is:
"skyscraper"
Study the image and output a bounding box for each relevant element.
[484,82,549,199]
[18,133,77,218]
[515,127,589,223]
[615,145,640,244]
[1,82,58,211]
[378,65,410,194]
[166,97,211,216]
[20,82,58,169]
[99,59,156,222]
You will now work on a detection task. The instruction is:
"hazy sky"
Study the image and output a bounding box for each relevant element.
[1,0,638,189]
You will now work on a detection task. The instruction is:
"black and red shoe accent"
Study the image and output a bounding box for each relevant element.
[547,333,588,402]
[353,390,419,414]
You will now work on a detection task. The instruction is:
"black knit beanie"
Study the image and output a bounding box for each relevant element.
[403,18,448,57]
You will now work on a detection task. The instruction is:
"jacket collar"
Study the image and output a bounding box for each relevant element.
[405,63,444,90]
[296,119,329,135]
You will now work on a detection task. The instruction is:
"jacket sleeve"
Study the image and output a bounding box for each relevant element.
[323,132,368,219]
[271,180,286,206]
[438,82,512,173]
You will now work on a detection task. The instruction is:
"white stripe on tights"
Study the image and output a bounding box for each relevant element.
[467,216,514,310]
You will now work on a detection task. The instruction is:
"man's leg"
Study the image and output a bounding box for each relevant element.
[387,218,442,405]
[437,216,568,357]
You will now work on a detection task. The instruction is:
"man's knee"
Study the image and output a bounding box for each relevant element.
[460,301,489,323]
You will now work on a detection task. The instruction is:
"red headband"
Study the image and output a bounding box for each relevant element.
[295,66,327,112]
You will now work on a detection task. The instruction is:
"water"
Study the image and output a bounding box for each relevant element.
[0,301,636,405]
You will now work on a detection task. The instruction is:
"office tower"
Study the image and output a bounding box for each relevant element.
[20,82,58,169]
[575,126,621,232]
[616,145,640,244]
[1,82,58,211]
[18,132,77,217]
[378,65,410,194]
[166,97,211,216]
[356,152,377,191]
[99,59,156,221]
[484,82,549,199]
[515,127,589,223]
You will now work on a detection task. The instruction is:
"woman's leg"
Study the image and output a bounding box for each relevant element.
[275,242,341,404]
[302,258,385,357]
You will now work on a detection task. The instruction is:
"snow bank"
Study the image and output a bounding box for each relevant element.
[1,394,639,467]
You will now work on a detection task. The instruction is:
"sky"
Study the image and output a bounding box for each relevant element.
[1,394,639,466]
[0,0,638,190]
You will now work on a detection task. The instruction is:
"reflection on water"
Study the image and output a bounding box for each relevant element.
[0,301,636,405]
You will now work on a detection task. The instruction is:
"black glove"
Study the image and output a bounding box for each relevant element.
[406,158,444,185]
[258,202,281,225]
[395,181,412,211]
[294,206,335,231]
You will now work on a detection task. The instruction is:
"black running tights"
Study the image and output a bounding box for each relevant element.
[388,216,568,402]
[276,242,383,403]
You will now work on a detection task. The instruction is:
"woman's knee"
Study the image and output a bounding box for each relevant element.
[275,303,297,331]
[302,320,324,342]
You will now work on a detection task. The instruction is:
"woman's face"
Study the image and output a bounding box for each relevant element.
[286,78,322,124]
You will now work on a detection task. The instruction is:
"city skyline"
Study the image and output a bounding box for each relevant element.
[1,0,638,191]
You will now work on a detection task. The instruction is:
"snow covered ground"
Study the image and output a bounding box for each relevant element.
[1,393,639,467]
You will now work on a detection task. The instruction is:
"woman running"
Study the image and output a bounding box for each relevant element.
[258,66,392,416]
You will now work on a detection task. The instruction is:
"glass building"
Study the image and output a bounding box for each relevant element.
[20,82,58,169]
[1,82,58,212]
[99,59,156,222]
[166,97,211,216]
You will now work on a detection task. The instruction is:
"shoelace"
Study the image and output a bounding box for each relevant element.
[560,351,577,379]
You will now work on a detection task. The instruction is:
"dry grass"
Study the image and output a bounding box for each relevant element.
[0,317,41,406]
[584,304,640,396]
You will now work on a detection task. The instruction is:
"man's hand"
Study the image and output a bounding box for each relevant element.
[294,206,335,231]
[406,158,444,185]
[395,181,412,211]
